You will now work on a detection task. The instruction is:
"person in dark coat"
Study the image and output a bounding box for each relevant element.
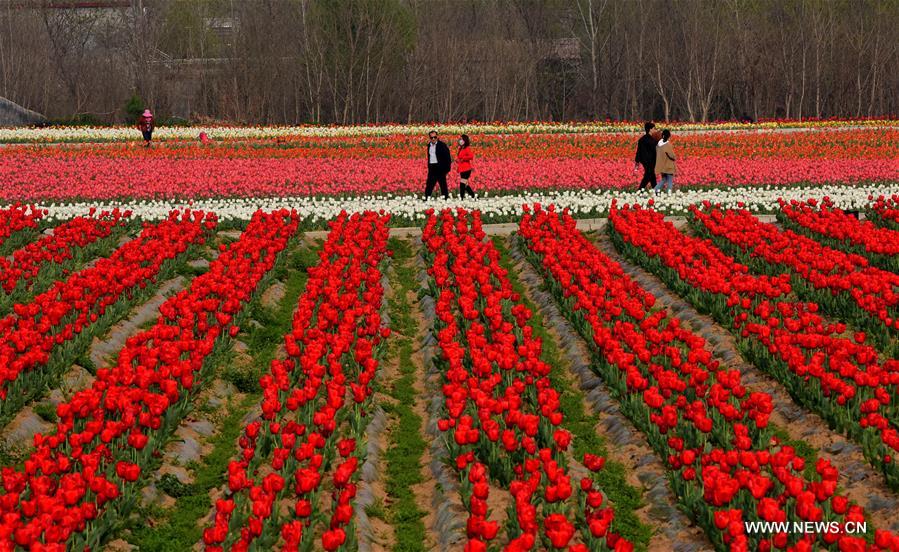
[425,130,452,200]
[634,121,659,191]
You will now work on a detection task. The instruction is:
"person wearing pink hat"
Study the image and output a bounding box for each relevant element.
[137,109,155,147]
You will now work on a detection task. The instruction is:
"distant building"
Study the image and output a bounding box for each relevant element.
[4,1,132,9]
[0,96,46,126]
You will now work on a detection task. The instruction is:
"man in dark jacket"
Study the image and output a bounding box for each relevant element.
[425,130,452,200]
[634,122,658,190]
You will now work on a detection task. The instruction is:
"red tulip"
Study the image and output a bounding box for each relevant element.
[321,528,346,551]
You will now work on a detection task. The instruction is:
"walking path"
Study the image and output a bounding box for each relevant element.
[301,215,779,239]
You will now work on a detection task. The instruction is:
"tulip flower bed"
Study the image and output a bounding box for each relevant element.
[0,199,897,549]
[608,205,899,492]
[776,199,899,273]
[203,211,389,552]
[421,208,629,551]
[3,118,898,144]
[689,205,899,353]
[13,127,895,160]
[0,127,896,201]
[868,196,899,230]
[17,180,897,231]
[0,204,44,256]
[0,119,887,145]
[0,209,299,549]
[516,205,899,551]
[0,210,131,311]
[0,211,213,427]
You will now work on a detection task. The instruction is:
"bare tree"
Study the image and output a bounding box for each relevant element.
[1,0,896,124]
[574,0,609,116]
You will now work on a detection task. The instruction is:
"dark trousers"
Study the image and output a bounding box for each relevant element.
[425,166,448,199]
[638,163,656,189]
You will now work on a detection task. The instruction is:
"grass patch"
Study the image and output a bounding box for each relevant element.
[221,356,260,393]
[126,393,259,550]
[381,237,429,552]
[492,236,654,551]
[769,424,819,480]
[174,263,209,279]
[74,352,96,374]
[365,496,387,520]
[0,443,23,472]
[221,245,319,393]
[156,473,194,499]
[33,402,57,423]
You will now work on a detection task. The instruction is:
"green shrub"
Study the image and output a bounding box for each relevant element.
[222,362,261,393]
[125,94,145,122]
[157,473,194,498]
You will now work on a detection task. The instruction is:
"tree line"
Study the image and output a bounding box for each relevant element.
[1,0,896,124]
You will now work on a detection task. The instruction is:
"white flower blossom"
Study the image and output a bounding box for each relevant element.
[30,183,899,225]
[2,120,895,143]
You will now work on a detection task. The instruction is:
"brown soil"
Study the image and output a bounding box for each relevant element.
[409,313,438,522]
[405,248,441,550]
[486,484,512,545]
[360,274,399,551]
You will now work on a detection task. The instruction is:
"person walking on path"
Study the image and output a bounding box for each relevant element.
[138,109,155,148]
[424,130,452,200]
[456,134,477,199]
[634,121,659,191]
[654,129,677,193]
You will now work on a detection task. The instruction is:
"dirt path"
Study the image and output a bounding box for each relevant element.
[89,275,187,367]
[354,270,398,552]
[506,237,711,552]
[355,237,456,551]
[590,229,899,532]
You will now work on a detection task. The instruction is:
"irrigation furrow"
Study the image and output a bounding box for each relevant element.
[506,236,712,551]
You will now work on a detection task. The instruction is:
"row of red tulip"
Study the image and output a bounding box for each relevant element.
[689,204,899,350]
[609,205,899,491]
[0,204,43,249]
[868,196,899,229]
[0,209,130,296]
[0,209,299,550]
[0,210,214,424]
[519,205,899,551]
[422,208,628,551]
[776,199,899,272]
[203,211,389,552]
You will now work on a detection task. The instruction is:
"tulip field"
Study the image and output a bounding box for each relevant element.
[1,124,897,203]
[0,120,896,551]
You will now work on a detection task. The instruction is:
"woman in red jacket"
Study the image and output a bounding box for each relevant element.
[456,134,477,199]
